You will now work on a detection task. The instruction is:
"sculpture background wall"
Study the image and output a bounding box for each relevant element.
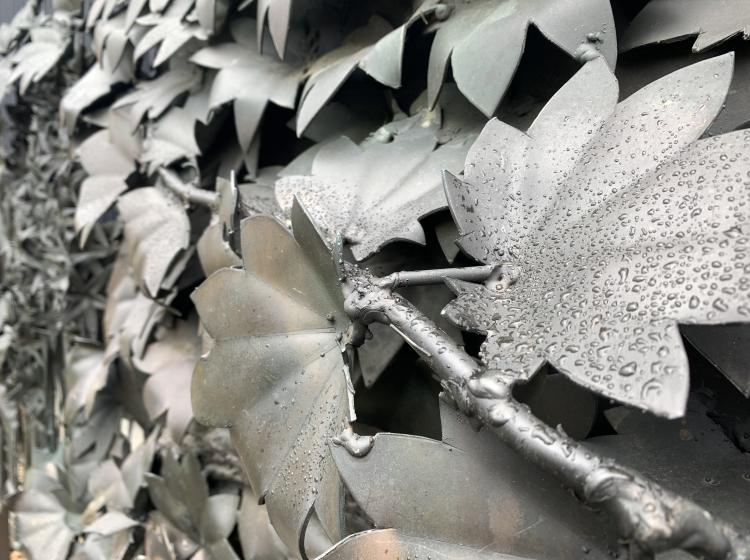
[0,0,748,559]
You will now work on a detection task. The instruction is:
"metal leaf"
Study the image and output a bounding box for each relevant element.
[8,24,70,94]
[190,18,301,152]
[140,107,202,173]
[401,0,616,116]
[14,489,79,560]
[192,202,352,555]
[443,54,750,418]
[622,0,750,53]
[74,130,134,247]
[296,16,405,135]
[588,399,750,533]
[332,402,614,558]
[197,176,241,277]
[117,186,190,296]
[133,0,207,67]
[135,317,201,442]
[276,111,477,261]
[146,449,240,558]
[60,60,133,134]
[112,64,201,131]
[316,529,531,560]
[238,488,291,560]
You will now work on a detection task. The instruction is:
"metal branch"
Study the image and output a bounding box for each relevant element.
[342,265,750,560]
[158,168,218,209]
[374,264,499,289]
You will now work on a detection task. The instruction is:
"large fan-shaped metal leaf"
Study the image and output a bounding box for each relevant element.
[117,186,190,296]
[192,201,352,555]
[332,402,615,558]
[398,0,616,116]
[190,18,301,152]
[442,54,750,419]
[276,111,476,261]
[622,0,750,53]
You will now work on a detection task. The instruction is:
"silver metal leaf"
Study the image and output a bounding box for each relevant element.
[442,54,750,418]
[276,111,477,261]
[190,18,301,152]
[135,317,201,442]
[133,0,207,67]
[117,186,190,297]
[332,402,614,558]
[14,489,79,560]
[8,23,70,94]
[296,15,405,135]
[192,202,351,555]
[146,450,240,558]
[622,0,750,53]
[316,529,531,560]
[588,399,750,533]
[238,488,292,560]
[403,0,616,116]
[197,176,241,277]
[74,130,134,247]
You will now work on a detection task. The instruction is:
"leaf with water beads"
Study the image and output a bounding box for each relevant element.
[622,0,750,54]
[276,110,477,261]
[192,200,352,556]
[443,54,750,419]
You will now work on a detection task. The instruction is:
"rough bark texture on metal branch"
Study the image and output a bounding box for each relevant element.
[341,264,750,560]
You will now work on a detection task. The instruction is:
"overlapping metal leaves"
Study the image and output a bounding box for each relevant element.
[0,0,748,559]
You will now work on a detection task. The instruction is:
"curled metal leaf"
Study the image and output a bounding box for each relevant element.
[146,450,240,559]
[622,0,750,53]
[443,54,750,419]
[332,402,614,558]
[401,0,616,116]
[197,176,241,277]
[7,21,71,95]
[117,186,190,296]
[277,110,476,261]
[588,399,750,533]
[192,202,351,555]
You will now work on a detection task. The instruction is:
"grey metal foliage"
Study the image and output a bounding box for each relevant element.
[276,108,478,261]
[192,201,353,556]
[402,0,617,116]
[332,401,616,558]
[622,0,750,53]
[443,54,750,419]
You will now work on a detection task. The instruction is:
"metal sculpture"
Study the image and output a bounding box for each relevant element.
[0,0,749,559]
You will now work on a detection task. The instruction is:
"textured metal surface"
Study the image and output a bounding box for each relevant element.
[277,110,477,261]
[192,202,352,557]
[443,54,750,418]
[622,0,750,53]
[332,402,616,558]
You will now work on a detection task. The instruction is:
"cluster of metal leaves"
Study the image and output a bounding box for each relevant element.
[0,0,748,559]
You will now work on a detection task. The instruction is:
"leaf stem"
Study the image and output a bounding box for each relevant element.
[158,168,218,209]
[342,266,749,560]
[374,264,499,289]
